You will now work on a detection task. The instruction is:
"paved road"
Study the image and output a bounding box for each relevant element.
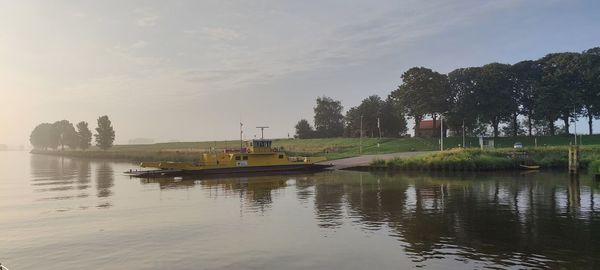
[318,151,431,170]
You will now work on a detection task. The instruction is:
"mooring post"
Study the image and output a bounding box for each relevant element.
[569,145,579,175]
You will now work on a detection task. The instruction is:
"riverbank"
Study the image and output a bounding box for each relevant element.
[29,134,600,163]
[370,147,600,171]
[29,137,438,162]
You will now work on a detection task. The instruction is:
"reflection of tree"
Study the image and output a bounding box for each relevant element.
[313,171,600,268]
[295,177,316,205]
[313,173,346,228]
[76,159,91,190]
[29,154,80,200]
[96,162,114,198]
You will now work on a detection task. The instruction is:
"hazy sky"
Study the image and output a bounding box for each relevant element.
[1,0,600,146]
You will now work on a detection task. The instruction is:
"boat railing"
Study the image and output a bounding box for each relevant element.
[0,263,10,270]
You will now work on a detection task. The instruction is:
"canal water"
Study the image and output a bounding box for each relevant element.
[1,151,599,269]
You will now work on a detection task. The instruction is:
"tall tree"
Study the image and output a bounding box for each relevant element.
[538,52,583,135]
[94,115,115,150]
[580,47,600,135]
[380,96,408,137]
[76,121,93,150]
[390,67,450,137]
[512,60,543,136]
[53,120,78,150]
[447,67,482,135]
[313,96,345,138]
[30,123,59,149]
[478,63,517,137]
[345,95,407,137]
[294,119,315,139]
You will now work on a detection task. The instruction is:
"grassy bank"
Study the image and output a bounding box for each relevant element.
[30,137,439,162]
[30,134,600,163]
[372,147,600,171]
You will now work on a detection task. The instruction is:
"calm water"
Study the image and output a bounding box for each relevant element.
[1,151,599,269]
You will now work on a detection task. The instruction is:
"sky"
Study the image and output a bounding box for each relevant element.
[1,0,600,146]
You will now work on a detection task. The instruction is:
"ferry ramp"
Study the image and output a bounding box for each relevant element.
[318,151,431,170]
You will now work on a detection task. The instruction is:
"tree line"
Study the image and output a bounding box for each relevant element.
[30,115,116,150]
[295,47,600,138]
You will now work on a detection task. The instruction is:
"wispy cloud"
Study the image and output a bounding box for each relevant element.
[199,27,244,41]
[131,40,147,49]
[134,7,159,27]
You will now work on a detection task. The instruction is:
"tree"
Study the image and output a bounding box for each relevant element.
[512,60,543,136]
[537,52,583,135]
[30,123,59,149]
[53,120,78,150]
[345,95,407,138]
[356,95,385,137]
[94,115,115,150]
[313,96,345,138]
[294,119,315,139]
[76,121,93,150]
[580,47,600,134]
[447,67,483,136]
[380,97,408,137]
[390,67,450,137]
[478,63,517,137]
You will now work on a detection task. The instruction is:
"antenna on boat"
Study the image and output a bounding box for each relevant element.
[240,122,243,152]
[256,126,269,139]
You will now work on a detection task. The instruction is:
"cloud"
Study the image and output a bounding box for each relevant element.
[199,27,244,41]
[134,8,159,27]
[131,40,147,49]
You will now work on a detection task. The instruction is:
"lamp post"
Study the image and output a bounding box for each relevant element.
[360,115,363,155]
[462,119,465,148]
[440,115,444,151]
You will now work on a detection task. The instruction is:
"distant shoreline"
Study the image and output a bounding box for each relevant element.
[28,136,600,172]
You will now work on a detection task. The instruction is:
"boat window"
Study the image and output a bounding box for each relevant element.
[235,156,241,161]
[278,154,284,159]
[242,156,248,160]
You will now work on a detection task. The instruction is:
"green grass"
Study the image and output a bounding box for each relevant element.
[375,146,600,171]
[589,160,600,174]
[30,134,600,163]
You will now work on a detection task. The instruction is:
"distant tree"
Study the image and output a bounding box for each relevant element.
[538,52,583,135]
[380,97,408,137]
[501,123,526,137]
[345,95,407,138]
[478,63,517,137]
[447,67,482,136]
[512,60,543,136]
[94,115,115,150]
[76,121,93,150]
[30,123,59,149]
[358,95,384,137]
[580,47,600,135]
[313,96,345,137]
[53,120,78,150]
[294,119,315,139]
[390,67,450,137]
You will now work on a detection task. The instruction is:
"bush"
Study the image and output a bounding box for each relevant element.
[375,147,600,171]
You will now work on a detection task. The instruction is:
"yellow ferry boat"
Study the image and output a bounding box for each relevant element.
[126,139,332,177]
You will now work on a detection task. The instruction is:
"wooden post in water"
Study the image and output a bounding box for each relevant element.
[569,145,579,175]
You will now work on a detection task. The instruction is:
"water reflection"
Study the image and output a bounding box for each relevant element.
[29,155,114,208]
[136,170,600,268]
[140,174,291,212]
[27,154,600,268]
